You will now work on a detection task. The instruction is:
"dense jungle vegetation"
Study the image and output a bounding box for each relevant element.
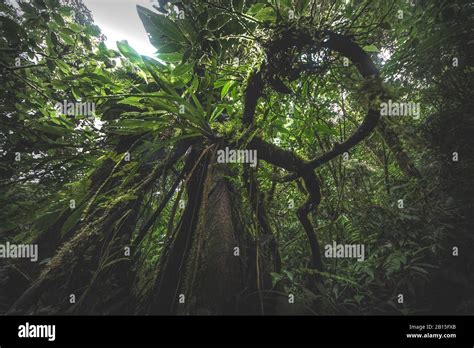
[0,0,473,315]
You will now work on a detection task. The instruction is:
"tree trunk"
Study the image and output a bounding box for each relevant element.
[151,148,276,315]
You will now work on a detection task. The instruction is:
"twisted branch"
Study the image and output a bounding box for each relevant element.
[239,29,382,272]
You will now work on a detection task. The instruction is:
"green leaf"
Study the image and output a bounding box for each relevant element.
[117,40,142,65]
[156,52,183,63]
[210,105,226,122]
[35,123,71,136]
[190,92,204,115]
[363,44,379,53]
[142,56,176,95]
[55,60,70,74]
[221,80,236,99]
[69,22,84,33]
[114,119,162,130]
[58,28,75,45]
[280,0,292,8]
[178,19,197,43]
[208,13,232,31]
[248,3,266,15]
[270,272,284,287]
[157,42,181,54]
[58,6,74,17]
[314,123,338,135]
[61,204,85,236]
[254,7,276,22]
[118,97,146,109]
[71,87,81,100]
[136,5,187,46]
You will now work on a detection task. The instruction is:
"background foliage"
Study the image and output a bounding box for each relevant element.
[0,0,473,315]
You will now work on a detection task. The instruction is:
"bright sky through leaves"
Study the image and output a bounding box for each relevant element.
[83,0,157,56]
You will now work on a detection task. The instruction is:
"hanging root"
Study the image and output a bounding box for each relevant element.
[150,145,211,314]
[297,171,324,273]
[238,138,325,274]
[243,165,281,274]
[132,165,186,254]
[6,139,194,315]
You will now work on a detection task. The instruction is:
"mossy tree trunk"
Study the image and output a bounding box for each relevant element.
[151,147,277,315]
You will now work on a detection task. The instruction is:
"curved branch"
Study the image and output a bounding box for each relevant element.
[241,30,383,180]
[246,137,306,173]
[242,69,264,127]
[238,29,383,276]
[305,31,381,171]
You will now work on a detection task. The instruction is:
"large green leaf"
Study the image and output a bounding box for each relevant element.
[221,80,236,99]
[117,40,143,65]
[118,96,146,109]
[136,5,187,48]
[363,44,379,53]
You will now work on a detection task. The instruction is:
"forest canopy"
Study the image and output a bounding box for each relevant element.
[0,0,473,315]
